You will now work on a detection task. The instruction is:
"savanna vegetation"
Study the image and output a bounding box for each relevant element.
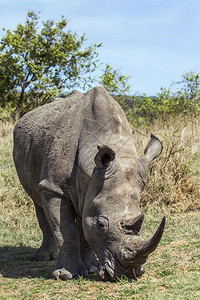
[0,11,130,120]
[0,11,200,300]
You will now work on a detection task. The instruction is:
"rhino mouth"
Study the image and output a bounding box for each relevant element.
[99,256,138,281]
[99,261,115,281]
[98,217,165,281]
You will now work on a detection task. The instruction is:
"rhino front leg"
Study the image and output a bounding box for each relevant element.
[33,202,58,261]
[41,190,88,280]
[80,238,99,274]
[77,217,99,274]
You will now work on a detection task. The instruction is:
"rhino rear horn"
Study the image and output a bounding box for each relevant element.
[94,145,115,168]
[121,214,144,234]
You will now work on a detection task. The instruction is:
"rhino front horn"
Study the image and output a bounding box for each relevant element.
[137,216,166,257]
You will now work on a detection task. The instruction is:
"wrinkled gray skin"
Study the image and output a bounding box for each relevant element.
[13,87,165,281]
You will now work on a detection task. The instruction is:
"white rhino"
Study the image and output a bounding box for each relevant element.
[13,87,165,281]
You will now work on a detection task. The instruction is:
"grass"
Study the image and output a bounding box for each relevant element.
[134,116,200,211]
[1,209,199,299]
[0,118,200,299]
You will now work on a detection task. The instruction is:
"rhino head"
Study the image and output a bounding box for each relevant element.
[83,134,165,281]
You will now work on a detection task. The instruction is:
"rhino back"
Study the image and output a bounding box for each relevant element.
[13,90,84,203]
[13,87,134,212]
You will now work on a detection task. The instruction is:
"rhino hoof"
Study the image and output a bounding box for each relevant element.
[53,268,73,280]
[33,248,58,261]
[88,266,98,274]
[53,264,88,280]
[33,251,49,262]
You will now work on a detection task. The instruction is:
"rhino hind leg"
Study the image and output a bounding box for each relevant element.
[33,202,58,261]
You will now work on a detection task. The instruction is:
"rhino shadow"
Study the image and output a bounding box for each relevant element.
[0,246,101,281]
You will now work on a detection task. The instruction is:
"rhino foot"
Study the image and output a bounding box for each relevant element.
[53,262,88,280]
[53,268,73,280]
[82,254,99,274]
[80,242,99,274]
[33,247,58,261]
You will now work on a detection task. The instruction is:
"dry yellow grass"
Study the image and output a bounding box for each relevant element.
[133,116,200,212]
[0,118,200,299]
[1,116,200,212]
[0,121,31,210]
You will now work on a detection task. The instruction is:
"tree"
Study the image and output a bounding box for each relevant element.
[172,71,200,100]
[99,64,131,95]
[0,11,101,117]
[158,71,200,116]
[134,71,200,123]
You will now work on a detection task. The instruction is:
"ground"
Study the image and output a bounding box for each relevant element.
[0,121,200,299]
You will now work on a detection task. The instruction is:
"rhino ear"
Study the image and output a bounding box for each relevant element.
[94,145,115,168]
[142,134,163,169]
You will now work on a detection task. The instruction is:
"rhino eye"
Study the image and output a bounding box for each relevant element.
[96,216,109,232]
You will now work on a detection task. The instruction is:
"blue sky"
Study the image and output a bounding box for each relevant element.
[0,0,199,95]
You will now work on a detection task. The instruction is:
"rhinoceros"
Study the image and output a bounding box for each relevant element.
[13,86,165,281]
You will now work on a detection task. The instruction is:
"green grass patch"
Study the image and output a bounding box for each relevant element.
[0,120,200,299]
[1,205,199,299]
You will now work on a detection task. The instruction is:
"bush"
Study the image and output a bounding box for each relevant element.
[1,115,199,213]
[115,72,200,127]
[134,116,200,212]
